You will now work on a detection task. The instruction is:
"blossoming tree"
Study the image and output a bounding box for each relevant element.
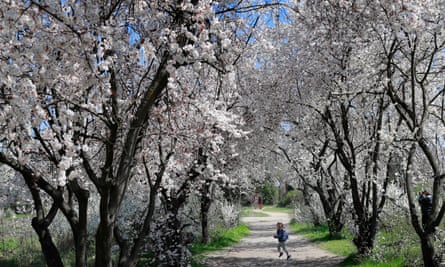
[0,1,250,266]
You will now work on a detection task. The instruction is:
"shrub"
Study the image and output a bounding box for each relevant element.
[278,190,299,208]
[260,183,278,205]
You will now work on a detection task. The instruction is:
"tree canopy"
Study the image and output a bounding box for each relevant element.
[1,1,444,267]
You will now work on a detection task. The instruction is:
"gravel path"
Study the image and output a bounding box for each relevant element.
[204,210,345,267]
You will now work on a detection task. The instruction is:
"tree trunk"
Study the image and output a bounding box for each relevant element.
[301,187,321,226]
[95,215,115,267]
[420,234,439,267]
[201,195,211,244]
[200,179,212,244]
[352,221,377,255]
[74,230,88,267]
[316,186,344,238]
[67,180,90,267]
[95,187,120,267]
[32,218,64,267]
[327,216,344,238]
[119,152,174,267]
[21,169,64,267]
[405,145,442,267]
[157,154,204,266]
[159,197,189,266]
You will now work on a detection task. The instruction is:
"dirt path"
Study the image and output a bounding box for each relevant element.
[204,210,345,267]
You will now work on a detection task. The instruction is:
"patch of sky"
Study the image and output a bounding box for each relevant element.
[60,0,75,16]
[255,57,265,68]
[127,25,146,66]
[214,0,292,30]
[41,13,52,26]
[127,25,141,46]
[29,120,51,138]
[138,47,147,66]
[234,1,293,69]
[0,141,6,152]
[280,121,291,131]
[16,27,30,40]
[263,6,292,27]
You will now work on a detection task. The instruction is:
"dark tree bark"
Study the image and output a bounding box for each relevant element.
[65,179,90,267]
[315,184,344,237]
[420,235,438,267]
[26,181,64,267]
[405,145,441,267]
[31,217,64,267]
[200,180,212,244]
[197,149,212,244]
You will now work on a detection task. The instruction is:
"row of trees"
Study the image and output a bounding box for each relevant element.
[241,1,445,266]
[0,1,274,266]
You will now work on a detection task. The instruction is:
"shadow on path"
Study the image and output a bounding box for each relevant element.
[206,255,343,267]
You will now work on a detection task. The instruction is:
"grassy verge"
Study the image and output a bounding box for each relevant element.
[190,224,250,255]
[241,207,269,217]
[262,206,293,214]
[241,210,269,217]
[289,221,409,266]
[242,205,293,214]
[0,214,47,267]
[290,222,355,257]
[191,224,250,267]
[341,255,406,267]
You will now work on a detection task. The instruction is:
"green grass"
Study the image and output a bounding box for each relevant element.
[0,235,47,267]
[290,223,355,257]
[0,237,21,251]
[241,209,269,217]
[262,205,293,214]
[190,224,250,267]
[289,222,410,267]
[241,205,293,216]
[341,254,406,267]
[190,224,250,255]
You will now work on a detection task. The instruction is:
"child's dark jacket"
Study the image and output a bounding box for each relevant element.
[275,229,286,242]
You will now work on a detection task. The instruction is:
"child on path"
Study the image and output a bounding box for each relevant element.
[273,222,291,260]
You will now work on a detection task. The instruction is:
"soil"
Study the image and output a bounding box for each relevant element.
[204,210,345,267]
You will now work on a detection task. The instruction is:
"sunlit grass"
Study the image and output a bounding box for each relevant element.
[290,223,355,257]
[241,209,269,217]
[262,205,293,214]
[0,236,45,267]
[190,224,250,266]
[241,205,293,215]
[190,224,250,255]
[289,221,410,266]
[342,254,406,267]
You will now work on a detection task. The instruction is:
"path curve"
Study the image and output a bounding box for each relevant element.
[205,210,345,267]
